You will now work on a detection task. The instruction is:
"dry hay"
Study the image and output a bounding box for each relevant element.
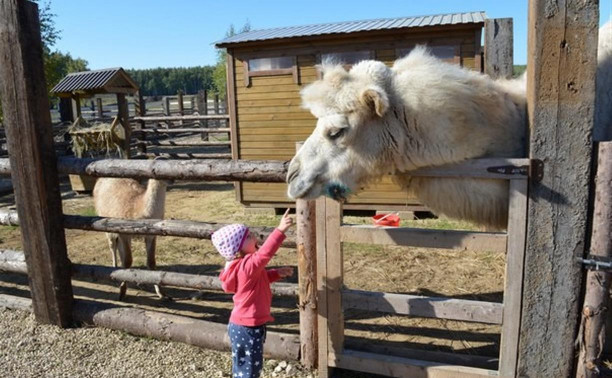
[68,116,125,158]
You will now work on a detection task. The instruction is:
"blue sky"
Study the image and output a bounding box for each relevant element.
[50,0,612,70]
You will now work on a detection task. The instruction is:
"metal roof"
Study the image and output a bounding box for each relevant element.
[215,11,486,46]
[51,67,139,97]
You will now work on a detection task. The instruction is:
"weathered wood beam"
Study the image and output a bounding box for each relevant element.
[133,114,229,122]
[134,153,232,160]
[342,289,503,324]
[0,210,297,248]
[0,293,32,312]
[0,294,300,361]
[0,250,298,296]
[133,127,230,134]
[296,194,318,368]
[138,140,231,147]
[484,18,513,79]
[0,0,73,326]
[576,142,612,377]
[0,157,289,182]
[520,0,599,376]
[341,225,507,253]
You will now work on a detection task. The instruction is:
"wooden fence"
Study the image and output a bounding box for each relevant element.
[0,1,606,377]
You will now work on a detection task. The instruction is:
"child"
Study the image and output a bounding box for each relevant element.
[213,209,294,378]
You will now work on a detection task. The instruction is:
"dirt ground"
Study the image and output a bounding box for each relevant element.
[0,179,507,377]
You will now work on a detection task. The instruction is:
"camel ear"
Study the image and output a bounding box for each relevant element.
[360,88,389,117]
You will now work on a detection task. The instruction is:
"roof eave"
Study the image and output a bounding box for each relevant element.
[215,21,485,49]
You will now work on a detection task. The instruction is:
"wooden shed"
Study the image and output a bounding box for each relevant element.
[216,12,489,211]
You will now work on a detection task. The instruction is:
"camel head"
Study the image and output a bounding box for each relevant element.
[287,60,394,201]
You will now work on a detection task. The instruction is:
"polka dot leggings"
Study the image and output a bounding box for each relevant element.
[228,322,267,378]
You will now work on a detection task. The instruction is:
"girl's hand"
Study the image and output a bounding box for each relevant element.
[277,208,294,233]
[277,266,294,278]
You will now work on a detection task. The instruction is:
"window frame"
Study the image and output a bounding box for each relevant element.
[243,56,299,87]
[316,49,375,78]
[395,43,461,65]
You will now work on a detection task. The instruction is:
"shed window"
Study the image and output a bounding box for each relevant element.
[248,57,294,71]
[243,56,298,87]
[321,50,372,65]
[397,45,460,64]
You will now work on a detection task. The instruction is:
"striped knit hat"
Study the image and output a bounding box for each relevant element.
[212,224,249,261]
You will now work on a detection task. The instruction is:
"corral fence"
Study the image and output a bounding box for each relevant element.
[0,1,610,378]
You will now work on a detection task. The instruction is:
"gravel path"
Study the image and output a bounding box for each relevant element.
[0,308,314,378]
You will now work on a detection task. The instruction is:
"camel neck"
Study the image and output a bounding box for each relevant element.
[143,179,167,217]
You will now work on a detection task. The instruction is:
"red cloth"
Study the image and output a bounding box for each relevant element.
[219,228,286,326]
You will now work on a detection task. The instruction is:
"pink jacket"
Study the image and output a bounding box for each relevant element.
[219,228,285,326]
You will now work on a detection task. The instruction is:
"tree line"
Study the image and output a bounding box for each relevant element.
[125,66,216,97]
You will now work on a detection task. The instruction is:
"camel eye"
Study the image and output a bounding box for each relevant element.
[327,127,347,140]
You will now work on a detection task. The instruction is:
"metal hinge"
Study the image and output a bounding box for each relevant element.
[577,257,612,272]
[486,159,544,182]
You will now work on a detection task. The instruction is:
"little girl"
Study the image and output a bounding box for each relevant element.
[213,209,294,378]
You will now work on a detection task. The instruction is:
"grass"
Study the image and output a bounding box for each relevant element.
[78,206,98,217]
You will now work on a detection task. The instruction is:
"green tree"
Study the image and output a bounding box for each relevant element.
[0,1,89,121]
[213,21,251,98]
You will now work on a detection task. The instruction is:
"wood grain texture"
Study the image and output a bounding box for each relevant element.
[484,18,513,79]
[0,0,73,326]
[519,1,599,376]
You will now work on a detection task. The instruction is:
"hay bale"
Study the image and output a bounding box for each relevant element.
[68,116,125,158]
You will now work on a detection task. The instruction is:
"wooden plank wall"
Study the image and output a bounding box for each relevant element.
[234,29,480,206]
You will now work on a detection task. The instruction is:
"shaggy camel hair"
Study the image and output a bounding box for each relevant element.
[287,21,612,230]
[93,177,168,300]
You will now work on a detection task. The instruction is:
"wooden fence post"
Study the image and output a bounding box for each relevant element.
[197,90,208,141]
[484,18,513,79]
[0,0,73,326]
[316,197,342,378]
[177,90,184,126]
[519,1,599,376]
[163,96,170,116]
[71,94,81,119]
[214,93,219,127]
[296,142,317,369]
[116,93,131,158]
[135,91,146,155]
[576,142,612,377]
[177,90,184,116]
[58,97,73,122]
[96,97,103,118]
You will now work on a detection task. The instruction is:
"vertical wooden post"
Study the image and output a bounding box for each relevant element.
[316,197,342,378]
[296,142,317,369]
[58,97,73,122]
[163,96,170,116]
[177,90,184,116]
[316,197,330,378]
[499,179,528,376]
[177,90,184,126]
[135,91,146,155]
[197,90,208,141]
[0,0,73,326]
[226,49,241,202]
[71,94,81,119]
[214,93,220,128]
[484,18,513,79]
[116,93,131,158]
[96,97,103,118]
[576,142,612,377]
[520,1,599,376]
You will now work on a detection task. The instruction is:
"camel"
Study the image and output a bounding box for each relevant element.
[287,21,612,230]
[93,176,169,300]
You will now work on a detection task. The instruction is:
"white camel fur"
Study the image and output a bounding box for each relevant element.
[287,21,612,230]
[93,177,168,299]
